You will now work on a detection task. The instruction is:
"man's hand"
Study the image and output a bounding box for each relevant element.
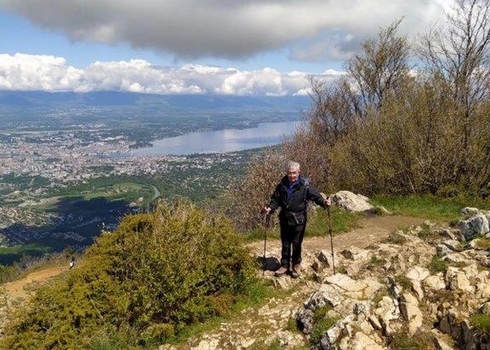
[261,206,271,215]
[321,194,332,208]
[324,197,332,207]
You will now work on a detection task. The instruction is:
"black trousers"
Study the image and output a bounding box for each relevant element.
[279,221,306,268]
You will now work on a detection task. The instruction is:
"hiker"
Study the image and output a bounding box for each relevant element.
[261,161,331,278]
[69,256,76,269]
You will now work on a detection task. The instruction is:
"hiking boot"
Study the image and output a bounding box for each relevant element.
[274,266,288,277]
[291,264,301,279]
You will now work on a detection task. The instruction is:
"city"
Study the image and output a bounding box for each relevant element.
[0,91,306,261]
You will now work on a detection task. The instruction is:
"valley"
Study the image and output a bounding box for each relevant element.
[0,91,307,264]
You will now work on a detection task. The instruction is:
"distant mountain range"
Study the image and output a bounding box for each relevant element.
[0,90,312,111]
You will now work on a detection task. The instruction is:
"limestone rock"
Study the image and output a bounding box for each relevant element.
[332,190,375,213]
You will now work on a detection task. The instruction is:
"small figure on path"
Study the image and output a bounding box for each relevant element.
[69,256,76,269]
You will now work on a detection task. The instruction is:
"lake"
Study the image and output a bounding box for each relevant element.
[131,121,301,156]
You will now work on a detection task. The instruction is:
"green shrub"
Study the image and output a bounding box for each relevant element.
[475,237,490,250]
[309,305,339,345]
[310,317,339,346]
[387,232,408,245]
[428,255,448,274]
[89,331,129,350]
[366,255,387,271]
[436,185,462,198]
[0,199,258,349]
[0,264,17,283]
[394,274,412,291]
[471,314,490,334]
[388,329,436,349]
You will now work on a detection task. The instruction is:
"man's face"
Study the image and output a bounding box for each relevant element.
[287,168,299,183]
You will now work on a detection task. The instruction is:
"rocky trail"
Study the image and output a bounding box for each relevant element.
[163,215,427,350]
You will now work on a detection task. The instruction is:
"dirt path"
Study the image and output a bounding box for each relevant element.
[2,265,69,301]
[307,214,425,251]
[247,215,426,259]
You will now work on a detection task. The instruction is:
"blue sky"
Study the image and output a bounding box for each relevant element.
[0,0,450,95]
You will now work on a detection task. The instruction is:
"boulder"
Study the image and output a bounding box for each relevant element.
[332,190,376,213]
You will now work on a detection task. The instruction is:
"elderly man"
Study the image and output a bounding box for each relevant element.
[261,161,331,278]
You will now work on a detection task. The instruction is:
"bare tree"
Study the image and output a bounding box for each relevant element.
[293,20,412,192]
[418,0,490,187]
[223,148,286,232]
[346,18,412,116]
[305,76,358,146]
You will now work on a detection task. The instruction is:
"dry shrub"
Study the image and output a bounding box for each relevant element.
[282,124,331,191]
[223,148,287,232]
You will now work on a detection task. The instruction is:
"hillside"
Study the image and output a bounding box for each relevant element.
[2,204,490,349]
[168,214,427,349]
[0,214,426,348]
[0,215,420,301]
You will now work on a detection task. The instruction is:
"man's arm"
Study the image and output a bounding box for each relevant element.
[307,186,332,208]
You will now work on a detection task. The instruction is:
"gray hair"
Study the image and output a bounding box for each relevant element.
[286,161,300,172]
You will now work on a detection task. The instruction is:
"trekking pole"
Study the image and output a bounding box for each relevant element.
[326,205,336,274]
[262,214,270,276]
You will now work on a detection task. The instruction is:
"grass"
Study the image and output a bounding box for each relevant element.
[388,329,436,349]
[474,236,490,250]
[370,194,490,222]
[366,255,387,271]
[307,206,363,237]
[386,232,408,245]
[470,314,490,334]
[428,255,448,274]
[248,339,310,350]
[309,304,339,346]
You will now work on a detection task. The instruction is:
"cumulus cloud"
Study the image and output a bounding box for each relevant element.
[0,53,343,95]
[1,0,449,62]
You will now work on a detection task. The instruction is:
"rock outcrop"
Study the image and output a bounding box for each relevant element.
[296,216,490,350]
[332,191,377,213]
[169,207,490,350]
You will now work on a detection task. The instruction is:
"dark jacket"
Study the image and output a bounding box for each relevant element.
[268,175,326,225]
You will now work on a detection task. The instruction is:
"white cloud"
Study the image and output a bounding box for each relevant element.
[0,53,342,95]
[1,0,450,62]
[0,53,85,91]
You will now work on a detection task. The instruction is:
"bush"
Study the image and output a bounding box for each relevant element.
[223,147,287,233]
[428,255,448,274]
[388,329,436,349]
[471,314,490,334]
[0,199,258,349]
[309,305,339,346]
